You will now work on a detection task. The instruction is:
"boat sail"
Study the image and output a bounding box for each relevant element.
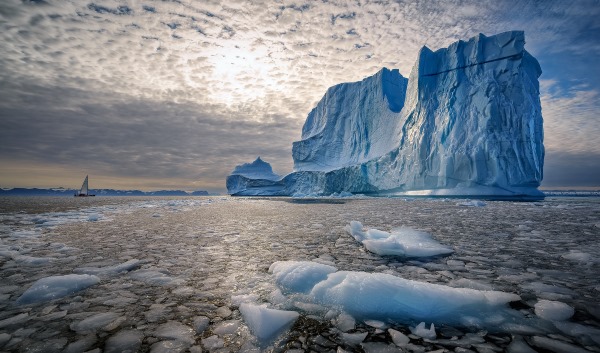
[75,175,95,197]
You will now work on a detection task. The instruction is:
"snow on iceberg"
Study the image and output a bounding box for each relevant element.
[269,261,523,328]
[16,274,100,305]
[345,221,453,257]
[227,31,544,199]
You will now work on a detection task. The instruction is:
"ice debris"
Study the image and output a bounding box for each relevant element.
[534,300,574,321]
[409,322,436,340]
[16,274,100,305]
[239,303,299,344]
[345,221,453,257]
[270,261,521,327]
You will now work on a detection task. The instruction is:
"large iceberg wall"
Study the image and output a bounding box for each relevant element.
[292,68,408,172]
[227,31,544,198]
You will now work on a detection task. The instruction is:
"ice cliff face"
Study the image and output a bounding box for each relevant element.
[227,31,544,199]
[292,68,408,172]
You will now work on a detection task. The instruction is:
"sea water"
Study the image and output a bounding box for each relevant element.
[0,196,598,352]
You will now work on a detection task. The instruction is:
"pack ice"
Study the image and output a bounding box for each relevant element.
[227,31,544,199]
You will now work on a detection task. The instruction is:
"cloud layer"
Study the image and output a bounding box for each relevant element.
[1,0,599,190]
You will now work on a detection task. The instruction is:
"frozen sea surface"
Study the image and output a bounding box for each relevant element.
[0,196,599,352]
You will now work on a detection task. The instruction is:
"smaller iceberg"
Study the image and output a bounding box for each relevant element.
[226,157,285,196]
[230,157,280,181]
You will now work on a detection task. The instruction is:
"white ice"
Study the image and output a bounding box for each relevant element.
[154,321,195,345]
[16,274,100,305]
[269,261,337,294]
[345,221,453,257]
[70,312,124,333]
[128,269,183,286]
[270,261,522,328]
[74,259,141,275]
[534,300,574,321]
[409,322,436,340]
[239,303,299,344]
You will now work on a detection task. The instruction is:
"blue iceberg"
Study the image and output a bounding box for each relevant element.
[227,31,544,199]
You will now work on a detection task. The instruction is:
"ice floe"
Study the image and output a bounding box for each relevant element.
[534,299,574,321]
[16,274,100,305]
[239,303,299,344]
[270,261,523,328]
[345,221,453,257]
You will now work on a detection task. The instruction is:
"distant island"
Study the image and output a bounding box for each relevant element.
[0,188,210,197]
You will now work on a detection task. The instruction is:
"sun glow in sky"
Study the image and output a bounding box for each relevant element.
[0,0,599,192]
[208,43,286,105]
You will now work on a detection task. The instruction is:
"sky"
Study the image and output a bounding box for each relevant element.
[1,0,599,193]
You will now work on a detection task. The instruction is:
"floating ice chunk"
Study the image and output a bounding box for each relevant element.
[150,340,187,353]
[561,250,594,263]
[506,335,537,353]
[334,312,355,332]
[104,330,143,353]
[530,336,590,353]
[231,294,260,307]
[87,213,100,222]
[216,306,232,318]
[339,332,367,346]
[410,322,436,339]
[269,261,337,294]
[16,274,100,305]
[74,259,141,275]
[192,316,210,334]
[534,300,574,321]
[0,333,11,346]
[521,282,576,298]
[361,342,403,353]
[345,221,453,257]
[457,200,486,207]
[448,278,493,291]
[63,334,97,353]
[154,321,195,345]
[388,328,410,346]
[213,320,240,335]
[11,254,54,266]
[0,313,29,328]
[274,261,520,326]
[364,319,387,329]
[202,335,224,350]
[128,269,182,286]
[239,303,299,344]
[70,312,124,333]
[553,321,600,345]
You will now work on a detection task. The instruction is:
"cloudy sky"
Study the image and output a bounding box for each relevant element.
[1,0,599,192]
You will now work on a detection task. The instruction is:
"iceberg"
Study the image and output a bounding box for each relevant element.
[227,31,544,199]
[226,157,285,196]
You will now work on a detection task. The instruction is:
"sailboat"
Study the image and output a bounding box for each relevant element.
[74,175,95,197]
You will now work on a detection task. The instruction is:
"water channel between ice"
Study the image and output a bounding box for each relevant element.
[0,196,598,352]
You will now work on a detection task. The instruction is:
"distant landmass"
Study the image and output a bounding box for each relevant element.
[0,188,210,197]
